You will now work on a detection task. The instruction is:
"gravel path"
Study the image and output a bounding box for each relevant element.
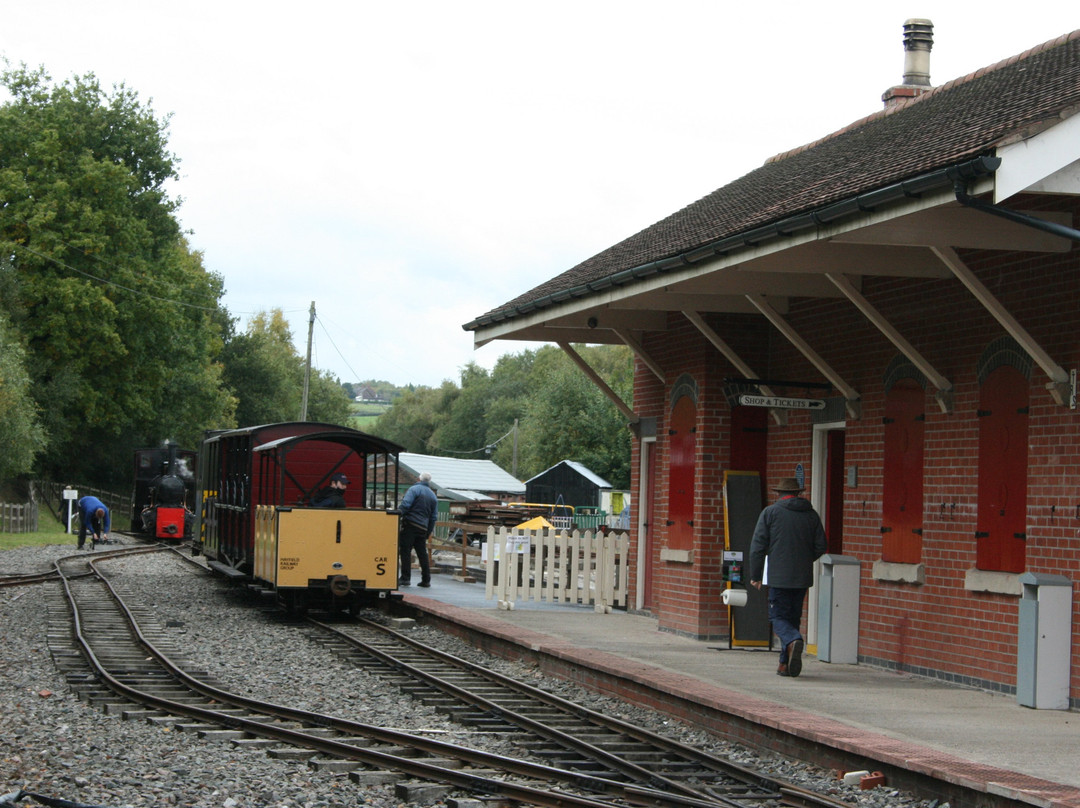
[1,543,945,808]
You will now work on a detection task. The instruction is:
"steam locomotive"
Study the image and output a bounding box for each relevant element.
[131,442,198,540]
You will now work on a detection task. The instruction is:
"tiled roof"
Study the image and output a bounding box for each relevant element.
[467,30,1080,329]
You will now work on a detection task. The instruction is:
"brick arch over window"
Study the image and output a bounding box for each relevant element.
[976,335,1034,384]
[975,338,1031,573]
[883,355,929,395]
[670,374,699,409]
[881,358,927,564]
[667,374,698,552]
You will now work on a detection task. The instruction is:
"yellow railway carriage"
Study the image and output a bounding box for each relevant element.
[198,423,404,613]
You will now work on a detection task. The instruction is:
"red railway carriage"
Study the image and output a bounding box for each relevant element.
[196,422,404,613]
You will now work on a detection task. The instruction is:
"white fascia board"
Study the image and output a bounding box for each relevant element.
[996,112,1080,202]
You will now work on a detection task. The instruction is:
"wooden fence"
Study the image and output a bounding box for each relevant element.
[34,481,131,533]
[0,501,39,533]
[484,526,630,613]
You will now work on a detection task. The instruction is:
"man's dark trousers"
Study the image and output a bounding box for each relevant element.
[768,587,806,663]
[398,521,431,584]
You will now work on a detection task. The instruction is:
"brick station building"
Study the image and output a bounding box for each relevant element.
[465,22,1080,705]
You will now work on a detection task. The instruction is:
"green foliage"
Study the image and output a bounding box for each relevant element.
[305,369,352,425]
[371,381,459,453]
[0,311,47,479]
[516,345,632,487]
[220,308,351,428]
[220,310,303,427]
[371,345,633,488]
[0,64,234,484]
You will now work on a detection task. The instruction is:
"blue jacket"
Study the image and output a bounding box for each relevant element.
[399,481,438,533]
[78,496,111,534]
[748,495,827,589]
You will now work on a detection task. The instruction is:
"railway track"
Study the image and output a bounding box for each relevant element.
[39,548,855,808]
[306,615,849,808]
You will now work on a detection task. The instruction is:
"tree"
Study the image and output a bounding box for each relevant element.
[370,381,458,453]
[428,362,492,454]
[0,65,234,483]
[221,310,303,427]
[0,310,47,480]
[516,345,632,488]
[371,345,632,489]
[220,309,352,428]
[306,369,353,425]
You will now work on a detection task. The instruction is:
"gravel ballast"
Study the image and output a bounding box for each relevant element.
[1,543,945,807]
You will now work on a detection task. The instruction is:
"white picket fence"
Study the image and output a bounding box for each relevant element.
[484,526,630,612]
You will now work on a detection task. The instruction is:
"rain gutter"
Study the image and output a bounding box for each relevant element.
[953,182,1080,242]
[465,155,1001,330]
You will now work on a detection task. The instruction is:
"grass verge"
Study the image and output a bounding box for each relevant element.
[0,509,79,551]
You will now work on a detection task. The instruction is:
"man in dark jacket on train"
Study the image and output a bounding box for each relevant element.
[310,473,348,508]
[398,472,438,587]
[748,478,828,678]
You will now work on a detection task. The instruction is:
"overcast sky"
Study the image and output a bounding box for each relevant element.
[3,2,1076,387]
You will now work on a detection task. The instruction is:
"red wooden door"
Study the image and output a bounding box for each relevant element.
[976,366,1028,573]
[882,380,925,563]
[668,396,696,551]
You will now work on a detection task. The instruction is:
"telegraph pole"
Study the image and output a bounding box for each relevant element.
[300,301,315,421]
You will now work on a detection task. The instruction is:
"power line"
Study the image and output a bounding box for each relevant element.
[314,314,365,382]
[425,422,517,457]
[11,241,219,312]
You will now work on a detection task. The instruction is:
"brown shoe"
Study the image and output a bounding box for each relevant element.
[776,663,789,676]
[786,639,804,677]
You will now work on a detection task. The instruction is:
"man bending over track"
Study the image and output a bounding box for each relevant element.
[77,495,111,550]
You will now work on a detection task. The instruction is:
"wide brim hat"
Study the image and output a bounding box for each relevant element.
[772,477,804,493]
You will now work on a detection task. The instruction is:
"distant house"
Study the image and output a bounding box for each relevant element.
[355,385,384,403]
[397,452,524,502]
[524,460,611,511]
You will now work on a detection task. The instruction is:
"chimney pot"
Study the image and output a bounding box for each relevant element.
[902,18,934,87]
[882,18,934,108]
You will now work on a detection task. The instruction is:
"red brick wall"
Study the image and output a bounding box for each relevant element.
[629,314,770,639]
[625,197,1080,699]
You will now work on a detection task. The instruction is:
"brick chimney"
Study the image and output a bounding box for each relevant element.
[882,19,934,108]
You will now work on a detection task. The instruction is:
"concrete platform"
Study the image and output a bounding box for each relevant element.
[395,571,1080,808]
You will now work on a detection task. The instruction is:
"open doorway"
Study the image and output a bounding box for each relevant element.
[636,437,657,611]
[808,421,846,650]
